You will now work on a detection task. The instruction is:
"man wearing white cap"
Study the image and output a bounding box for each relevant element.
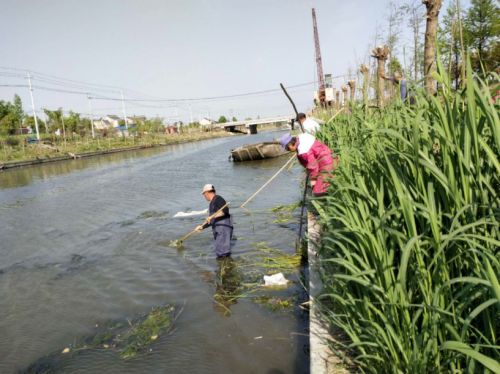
[195,184,233,257]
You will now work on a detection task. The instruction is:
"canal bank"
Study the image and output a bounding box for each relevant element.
[0,131,240,172]
[0,129,310,373]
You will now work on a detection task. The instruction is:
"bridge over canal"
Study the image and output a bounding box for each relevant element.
[214,115,296,134]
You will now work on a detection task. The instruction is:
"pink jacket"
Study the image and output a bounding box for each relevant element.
[296,134,337,194]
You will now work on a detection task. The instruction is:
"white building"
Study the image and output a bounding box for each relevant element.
[93,115,146,130]
[93,119,113,130]
[199,118,216,126]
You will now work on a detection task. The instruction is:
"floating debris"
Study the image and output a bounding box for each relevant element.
[265,202,302,226]
[71,254,86,263]
[118,305,175,359]
[263,273,288,286]
[22,304,182,371]
[169,240,181,248]
[137,211,169,220]
[253,295,294,311]
[266,202,301,213]
[173,209,208,218]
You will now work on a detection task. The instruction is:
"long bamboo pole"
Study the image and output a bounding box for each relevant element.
[297,175,309,252]
[178,202,230,244]
[240,155,296,210]
[280,83,304,133]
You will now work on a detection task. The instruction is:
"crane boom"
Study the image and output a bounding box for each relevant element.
[312,7,326,102]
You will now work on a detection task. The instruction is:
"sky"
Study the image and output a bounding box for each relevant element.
[0,0,464,124]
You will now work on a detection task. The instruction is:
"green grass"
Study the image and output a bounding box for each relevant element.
[313,55,500,373]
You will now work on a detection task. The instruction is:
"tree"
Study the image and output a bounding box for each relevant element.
[0,95,24,135]
[465,0,500,70]
[64,111,81,133]
[438,2,462,87]
[423,0,444,94]
[232,116,237,122]
[81,118,91,132]
[44,108,63,132]
[386,1,403,98]
[402,1,425,83]
[13,94,24,125]
[218,116,227,123]
[0,113,17,135]
[25,116,45,133]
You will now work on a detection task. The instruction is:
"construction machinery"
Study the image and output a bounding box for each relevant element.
[312,7,326,107]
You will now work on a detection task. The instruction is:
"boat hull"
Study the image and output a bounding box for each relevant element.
[231,141,290,161]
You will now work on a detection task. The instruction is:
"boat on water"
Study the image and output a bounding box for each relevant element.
[230,141,290,161]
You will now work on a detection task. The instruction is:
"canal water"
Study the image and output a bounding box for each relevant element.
[0,130,309,374]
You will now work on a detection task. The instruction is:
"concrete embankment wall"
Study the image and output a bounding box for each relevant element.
[308,212,346,373]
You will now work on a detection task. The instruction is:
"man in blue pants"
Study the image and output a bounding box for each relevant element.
[195,184,233,258]
[380,72,409,103]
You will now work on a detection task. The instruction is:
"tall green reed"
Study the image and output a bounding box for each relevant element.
[314,55,500,373]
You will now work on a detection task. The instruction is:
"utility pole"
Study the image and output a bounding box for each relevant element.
[60,107,67,148]
[87,94,95,139]
[120,90,128,130]
[27,73,40,140]
[189,104,193,124]
[41,107,49,133]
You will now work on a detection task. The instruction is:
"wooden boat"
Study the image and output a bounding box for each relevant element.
[230,141,290,161]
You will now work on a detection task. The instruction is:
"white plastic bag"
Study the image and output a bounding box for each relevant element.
[263,273,288,286]
[173,209,208,218]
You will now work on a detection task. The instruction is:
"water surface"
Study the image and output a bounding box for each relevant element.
[0,130,309,374]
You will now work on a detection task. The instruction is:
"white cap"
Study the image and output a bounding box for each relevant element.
[201,184,215,194]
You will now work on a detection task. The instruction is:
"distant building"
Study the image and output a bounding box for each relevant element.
[105,115,122,127]
[93,115,146,130]
[199,118,216,126]
[94,119,113,130]
[128,115,146,124]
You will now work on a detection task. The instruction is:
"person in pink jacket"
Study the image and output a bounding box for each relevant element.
[280,133,337,196]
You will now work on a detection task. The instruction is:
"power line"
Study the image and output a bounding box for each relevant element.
[92,82,317,102]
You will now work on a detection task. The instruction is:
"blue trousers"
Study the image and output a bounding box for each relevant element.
[212,216,233,257]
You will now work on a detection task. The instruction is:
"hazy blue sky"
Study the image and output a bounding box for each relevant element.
[1,0,464,123]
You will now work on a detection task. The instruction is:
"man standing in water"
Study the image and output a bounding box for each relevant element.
[279,133,337,197]
[195,184,233,257]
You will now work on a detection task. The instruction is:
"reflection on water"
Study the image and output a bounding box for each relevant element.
[0,131,309,374]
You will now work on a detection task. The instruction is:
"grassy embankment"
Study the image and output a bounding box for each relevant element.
[313,57,500,373]
[0,123,288,165]
[0,130,234,164]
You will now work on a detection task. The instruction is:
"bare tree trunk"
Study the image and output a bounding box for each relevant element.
[423,0,444,95]
[348,81,357,105]
[371,45,390,107]
[342,86,348,113]
[360,63,370,113]
[336,90,340,109]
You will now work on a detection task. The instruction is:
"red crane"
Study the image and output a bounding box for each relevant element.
[312,7,326,104]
